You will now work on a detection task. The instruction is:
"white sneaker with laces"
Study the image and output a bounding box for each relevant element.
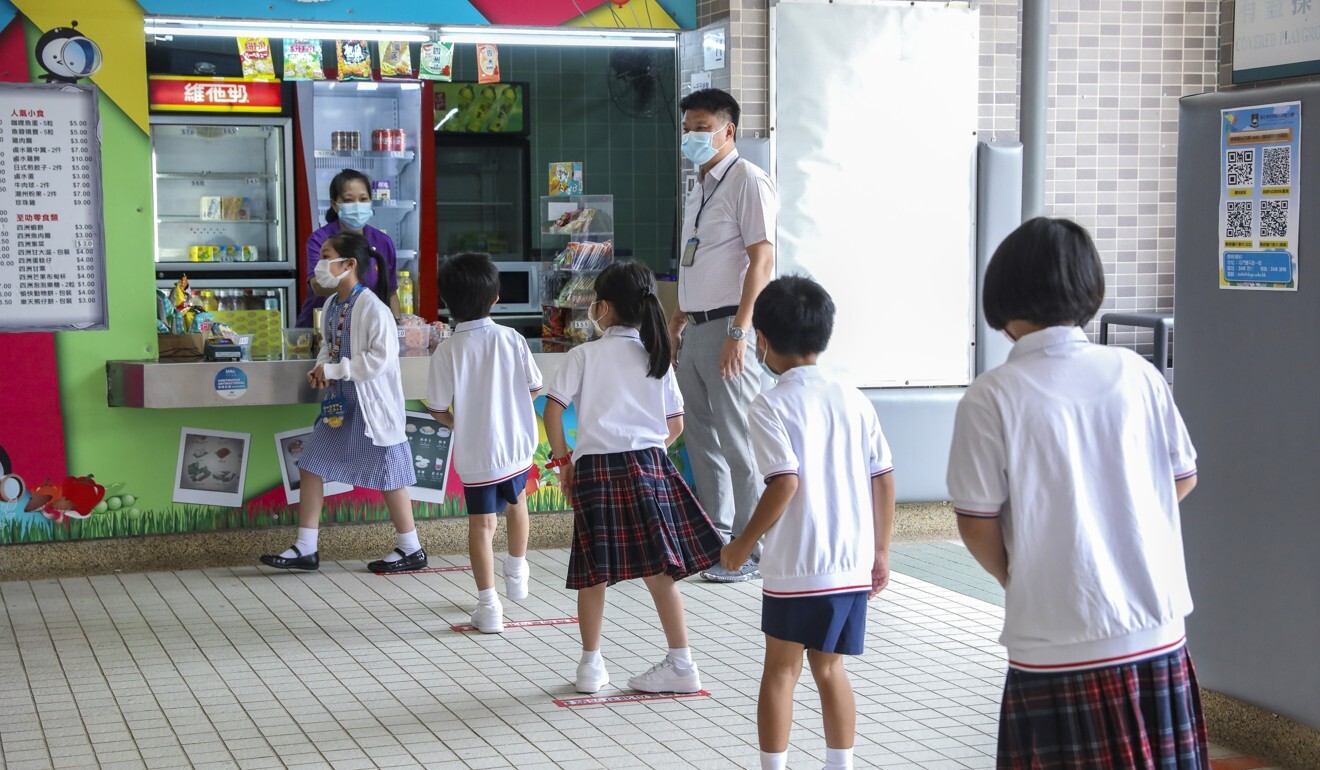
[575,658,610,694]
[627,657,701,693]
[503,562,529,601]
[471,601,504,634]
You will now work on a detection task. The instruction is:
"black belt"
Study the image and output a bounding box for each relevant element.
[686,305,739,325]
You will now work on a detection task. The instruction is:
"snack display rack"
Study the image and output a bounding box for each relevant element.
[539,195,614,350]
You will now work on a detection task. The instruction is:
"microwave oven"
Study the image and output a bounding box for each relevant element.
[490,262,543,315]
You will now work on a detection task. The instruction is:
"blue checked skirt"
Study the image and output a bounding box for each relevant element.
[997,646,1209,770]
[567,447,723,590]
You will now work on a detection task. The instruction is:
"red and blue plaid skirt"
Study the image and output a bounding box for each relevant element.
[567,447,723,590]
[998,646,1209,769]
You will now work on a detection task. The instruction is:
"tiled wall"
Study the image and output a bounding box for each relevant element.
[449,46,680,271]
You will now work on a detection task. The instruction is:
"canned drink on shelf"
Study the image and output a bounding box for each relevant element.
[391,129,406,151]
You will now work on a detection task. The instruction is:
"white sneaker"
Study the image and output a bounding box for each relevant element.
[627,658,701,693]
[575,658,610,694]
[503,562,529,601]
[471,601,504,634]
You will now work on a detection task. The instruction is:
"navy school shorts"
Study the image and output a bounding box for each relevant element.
[463,470,530,516]
[762,590,868,655]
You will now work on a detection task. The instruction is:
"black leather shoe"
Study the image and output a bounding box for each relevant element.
[368,547,428,574]
[259,545,319,571]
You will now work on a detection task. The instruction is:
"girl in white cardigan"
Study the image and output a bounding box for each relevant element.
[260,232,423,573]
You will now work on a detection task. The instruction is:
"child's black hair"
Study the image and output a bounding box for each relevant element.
[438,253,500,323]
[753,275,835,357]
[325,168,371,224]
[324,231,390,307]
[982,217,1106,331]
[594,261,671,379]
[679,88,741,134]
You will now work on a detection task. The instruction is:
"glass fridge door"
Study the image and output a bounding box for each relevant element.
[151,116,294,270]
[436,140,527,262]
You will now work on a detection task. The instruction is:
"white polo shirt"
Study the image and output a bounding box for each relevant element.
[678,150,778,313]
[749,366,894,598]
[427,318,543,486]
[947,326,1199,673]
[546,327,683,459]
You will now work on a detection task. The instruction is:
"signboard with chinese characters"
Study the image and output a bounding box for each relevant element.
[148,76,283,114]
[1218,101,1302,290]
[0,84,107,332]
[1233,0,1320,82]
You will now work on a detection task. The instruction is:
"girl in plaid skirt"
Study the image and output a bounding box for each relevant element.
[544,261,723,696]
[948,218,1208,769]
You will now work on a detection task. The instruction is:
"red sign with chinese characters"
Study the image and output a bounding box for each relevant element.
[148,76,282,114]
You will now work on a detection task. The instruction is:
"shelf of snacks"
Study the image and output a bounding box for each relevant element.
[539,195,615,349]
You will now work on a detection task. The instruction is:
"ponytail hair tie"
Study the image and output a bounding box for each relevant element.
[640,285,654,298]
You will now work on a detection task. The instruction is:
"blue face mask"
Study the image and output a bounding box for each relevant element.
[337,201,373,230]
[681,124,729,166]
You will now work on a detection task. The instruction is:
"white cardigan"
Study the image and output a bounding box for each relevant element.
[316,289,406,447]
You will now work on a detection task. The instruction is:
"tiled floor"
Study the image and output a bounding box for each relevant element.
[0,542,1282,769]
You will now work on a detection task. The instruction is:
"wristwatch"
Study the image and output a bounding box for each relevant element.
[728,326,749,341]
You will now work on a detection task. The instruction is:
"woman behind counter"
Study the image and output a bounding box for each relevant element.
[297,168,400,327]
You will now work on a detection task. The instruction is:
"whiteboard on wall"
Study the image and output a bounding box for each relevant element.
[771,0,977,387]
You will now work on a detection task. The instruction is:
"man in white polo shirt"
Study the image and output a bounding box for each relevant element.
[667,88,778,583]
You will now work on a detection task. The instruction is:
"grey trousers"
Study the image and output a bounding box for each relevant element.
[676,317,763,560]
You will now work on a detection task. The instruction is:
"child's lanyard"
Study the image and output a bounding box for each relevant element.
[319,284,364,429]
[682,159,742,267]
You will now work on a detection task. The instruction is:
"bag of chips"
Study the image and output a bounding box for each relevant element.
[380,41,413,78]
[336,40,373,81]
[283,39,325,81]
[419,42,454,81]
[477,43,500,84]
[237,37,276,80]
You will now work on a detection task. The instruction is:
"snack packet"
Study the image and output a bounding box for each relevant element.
[237,37,276,80]
[337,40,373,81]
[477,43,500,84]
[283,39,325,81]
[380,41,413,78]
[419,42,454,81]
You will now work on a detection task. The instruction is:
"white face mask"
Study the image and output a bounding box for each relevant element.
[756,335,780,377]
[314,257,349,289]
[587,301,605,338]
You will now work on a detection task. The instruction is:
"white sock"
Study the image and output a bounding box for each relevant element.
[824,747,853,770]
[281,527,318,559]
[760,751,787,770]
[667,647,693,668]
[478,587,499,607]
[580,648,602,665]
[504,554,527,576]
[383,529,421,562]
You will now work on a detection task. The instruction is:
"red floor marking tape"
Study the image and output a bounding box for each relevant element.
[450,616,579,633]
[554,690,712,708]
[376,565,472,576]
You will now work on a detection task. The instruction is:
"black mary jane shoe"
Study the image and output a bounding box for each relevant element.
[367,547,428,574]
[259,545,320,571]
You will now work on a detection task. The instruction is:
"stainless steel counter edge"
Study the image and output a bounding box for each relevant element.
[107,352,568,408]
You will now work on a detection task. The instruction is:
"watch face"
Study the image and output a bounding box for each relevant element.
[729,326,746,340]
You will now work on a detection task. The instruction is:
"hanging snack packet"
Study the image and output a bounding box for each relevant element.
[419,42,455,81]
[283,39,325,81]
[477,43,501,84]
[237,37,276,80]
[336,40,373,81]
[380,41,413,78]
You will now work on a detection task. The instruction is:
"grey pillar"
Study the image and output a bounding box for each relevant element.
[1020,0,1048,219]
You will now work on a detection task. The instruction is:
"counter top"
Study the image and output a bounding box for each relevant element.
[108,347,569,409]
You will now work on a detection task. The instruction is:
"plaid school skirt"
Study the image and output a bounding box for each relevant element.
[997,646,1209,770]
[567,447,723,590]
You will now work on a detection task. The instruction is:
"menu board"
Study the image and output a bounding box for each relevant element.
[404,411,455,504]
[0,84,107,332]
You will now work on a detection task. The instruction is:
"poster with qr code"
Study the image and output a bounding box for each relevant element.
[1219,102,1301,290]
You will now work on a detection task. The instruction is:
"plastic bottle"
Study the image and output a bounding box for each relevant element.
[397,270,415,316]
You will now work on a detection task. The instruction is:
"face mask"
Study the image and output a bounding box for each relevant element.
[314,258,349,289]
[337,201,373,230]
[756,335,780,377]
[587,301,605,338]
[681,124,729,166]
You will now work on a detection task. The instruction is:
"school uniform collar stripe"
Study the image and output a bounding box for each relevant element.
[1007,325,1089,361]
[605,326,642,340]
[454,318,496,333]
[776,364,823,383]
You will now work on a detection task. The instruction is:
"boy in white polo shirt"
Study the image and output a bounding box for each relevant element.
[428,253,543,634]
[721,276,896,770]
[948,217,1208,768]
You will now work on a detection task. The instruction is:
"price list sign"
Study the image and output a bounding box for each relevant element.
[0,84,107,331]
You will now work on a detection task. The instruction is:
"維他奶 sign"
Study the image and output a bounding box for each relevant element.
[148,76,282,114]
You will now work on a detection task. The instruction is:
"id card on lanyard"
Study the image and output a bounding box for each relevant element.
[319,284,364,428]
[682,160,739,267]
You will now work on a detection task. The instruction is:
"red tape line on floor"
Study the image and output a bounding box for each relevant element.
[554,690,712,708]
[375,565,472,576]
[450,616,579,633]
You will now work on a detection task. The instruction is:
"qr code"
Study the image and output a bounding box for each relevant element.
[1226,200,1253,238]
[1262,146,1291,186]
[1260,199,1289,238]
[1226,148,1255,187]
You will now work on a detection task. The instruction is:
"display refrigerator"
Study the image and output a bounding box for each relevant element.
[294,80,436,318]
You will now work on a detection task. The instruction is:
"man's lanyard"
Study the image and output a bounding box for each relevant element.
[693,158,742,234]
